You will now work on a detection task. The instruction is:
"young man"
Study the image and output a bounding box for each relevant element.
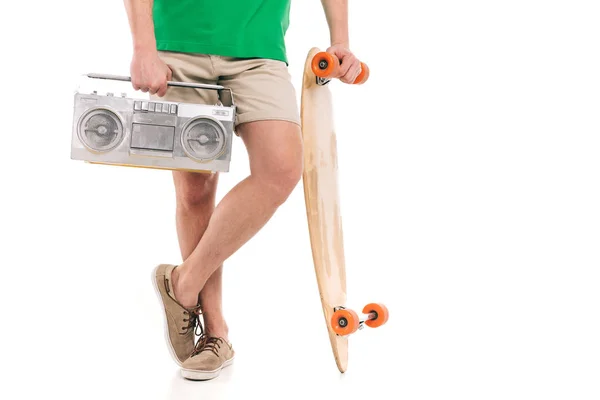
[123,0,363,380]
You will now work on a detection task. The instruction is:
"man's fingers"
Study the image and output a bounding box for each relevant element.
[341,59,361,84]
[131,62,172,95]
[131,78,141,91]
[329,48,351,75]
[163,68,173,96]
[350,62,362,83]
[149,80,161,95]
[340,62,351,76]
[341,55,360,80]
[338,54,353,76]
[156,80,169,97]
[157,84,168,97]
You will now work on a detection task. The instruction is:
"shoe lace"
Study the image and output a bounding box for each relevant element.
[181,304,203,336]
[192,337,223,357]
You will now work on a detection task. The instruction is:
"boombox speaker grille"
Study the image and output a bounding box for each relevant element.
[78,108,124,152]
[181,117,227,162]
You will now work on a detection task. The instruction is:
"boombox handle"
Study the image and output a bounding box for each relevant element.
[86,73,235,107]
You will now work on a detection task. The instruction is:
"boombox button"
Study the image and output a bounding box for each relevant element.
[148,103,155,112]
[134,101,141,111]
[170,104,177,114]
[141,101,149,111]
[162,103,170,113]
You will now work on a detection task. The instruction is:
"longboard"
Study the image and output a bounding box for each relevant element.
[300,47,388,373]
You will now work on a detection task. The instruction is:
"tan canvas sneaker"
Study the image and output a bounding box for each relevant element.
[181,337,235,380]
[152,264,202,365]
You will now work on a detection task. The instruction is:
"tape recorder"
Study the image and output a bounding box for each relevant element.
[71,74,236,173]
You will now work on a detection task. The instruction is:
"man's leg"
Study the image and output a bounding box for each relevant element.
[149,51,224,365]
[172,120,303,309]
[172,172,228,340]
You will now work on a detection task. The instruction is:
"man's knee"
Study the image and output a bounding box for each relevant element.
[260,157,303,206]
[174,172,219,209]
[239,120,304,206]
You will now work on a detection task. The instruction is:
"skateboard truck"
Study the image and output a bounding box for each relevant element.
[316,76,332,86]
[311,52,370,87]
[331,303,389,336]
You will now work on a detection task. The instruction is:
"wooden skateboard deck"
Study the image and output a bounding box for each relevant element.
[301,47,349,372]
[301,47,386,373]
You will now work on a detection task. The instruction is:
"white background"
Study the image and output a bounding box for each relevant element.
[1,0,599,399]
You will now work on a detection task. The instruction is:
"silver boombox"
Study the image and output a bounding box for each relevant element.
[71,73,236,173]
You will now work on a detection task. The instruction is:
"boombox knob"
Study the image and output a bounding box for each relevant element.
[107,92,114,97]
[121,93,127,98]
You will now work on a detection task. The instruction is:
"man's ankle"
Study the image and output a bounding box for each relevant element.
[171,266,198,309]
[204,320,229,342]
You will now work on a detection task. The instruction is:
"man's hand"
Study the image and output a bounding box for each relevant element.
[327,44,362,84]
[130,49,172,97]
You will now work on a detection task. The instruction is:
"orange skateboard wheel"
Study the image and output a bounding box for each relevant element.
[353,62,370,84]
[363,303,389,328]
[331,308,360,336]
[312,52,341,78]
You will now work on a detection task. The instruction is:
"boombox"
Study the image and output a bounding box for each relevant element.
[71,74,236,173]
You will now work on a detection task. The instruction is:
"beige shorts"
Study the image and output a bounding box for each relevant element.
[154,51,300,129]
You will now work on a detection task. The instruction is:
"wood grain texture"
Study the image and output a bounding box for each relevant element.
[301,47,348,373]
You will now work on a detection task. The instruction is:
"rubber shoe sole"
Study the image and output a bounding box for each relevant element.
[180,357,235,381]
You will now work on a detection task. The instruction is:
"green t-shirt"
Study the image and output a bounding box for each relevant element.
[153,0,292,63]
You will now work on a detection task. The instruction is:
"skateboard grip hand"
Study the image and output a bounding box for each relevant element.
[311,52,369,85]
